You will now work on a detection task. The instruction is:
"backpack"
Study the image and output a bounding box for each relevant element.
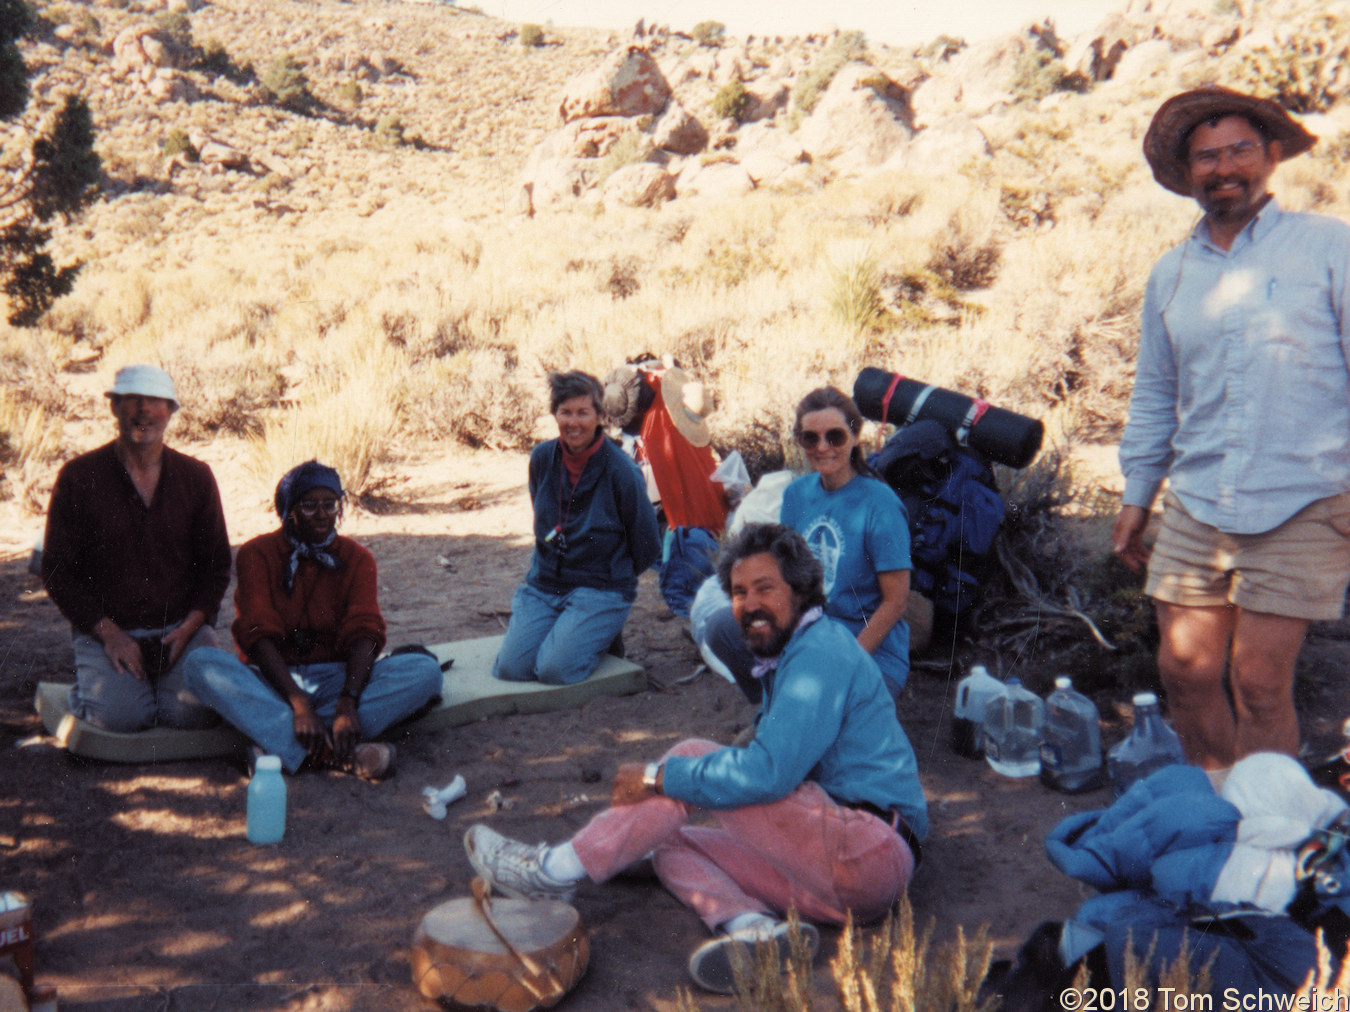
[867,420,1005,621]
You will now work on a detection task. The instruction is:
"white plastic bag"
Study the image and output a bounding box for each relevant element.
[689,576,735,684]
[710,450,752,501]
[726,470,793,537]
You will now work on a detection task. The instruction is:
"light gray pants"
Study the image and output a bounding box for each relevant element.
[68,622,221,732]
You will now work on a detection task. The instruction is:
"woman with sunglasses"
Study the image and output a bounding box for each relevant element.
[708,387,912,701]
[185,460,443,779]
[784,387,912,696]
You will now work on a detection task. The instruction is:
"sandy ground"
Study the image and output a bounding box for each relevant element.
[3,441,1348,1011]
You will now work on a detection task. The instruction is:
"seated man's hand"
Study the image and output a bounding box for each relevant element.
[290,698,328,762]
[96,620,146,680]
[331,696,362,763]
[611,763,654,807]
[159,611,206,668]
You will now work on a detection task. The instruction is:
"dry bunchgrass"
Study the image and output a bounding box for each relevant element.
[675,899,994,1012]
[8,0,1350,673]
[0,388,64,509]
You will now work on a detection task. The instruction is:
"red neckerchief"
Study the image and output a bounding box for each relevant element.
[561,433,603,486]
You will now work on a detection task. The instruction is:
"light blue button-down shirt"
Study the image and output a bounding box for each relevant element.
[1120,199,1350,535]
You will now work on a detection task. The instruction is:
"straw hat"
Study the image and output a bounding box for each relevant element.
[660,365,715,447]
[602,364,645,428]
[1143,85,1317,197]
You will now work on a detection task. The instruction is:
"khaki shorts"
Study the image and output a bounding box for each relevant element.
[1146,491,1350,621]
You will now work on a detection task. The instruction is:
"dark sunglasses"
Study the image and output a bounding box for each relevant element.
[797,428,850,449]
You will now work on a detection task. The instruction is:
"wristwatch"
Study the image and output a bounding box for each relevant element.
[642,761,661,793]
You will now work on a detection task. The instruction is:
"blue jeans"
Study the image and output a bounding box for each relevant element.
[68,623,220,732]
[183,648,443,772]
[493,583,632,685]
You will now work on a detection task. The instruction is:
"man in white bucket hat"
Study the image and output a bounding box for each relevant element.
[1114,86,1350,785]
[41,364,231,732]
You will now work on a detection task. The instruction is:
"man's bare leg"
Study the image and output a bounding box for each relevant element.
[1155,601,1237,769]
[1229,609,1308,760]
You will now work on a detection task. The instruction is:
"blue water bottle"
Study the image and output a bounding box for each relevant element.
[247,755,286,844]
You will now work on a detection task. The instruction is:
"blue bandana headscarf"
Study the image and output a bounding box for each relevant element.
[273,460,345,593]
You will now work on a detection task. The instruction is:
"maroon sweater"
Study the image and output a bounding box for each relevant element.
[42,443,231,634]
[231,530,386,665]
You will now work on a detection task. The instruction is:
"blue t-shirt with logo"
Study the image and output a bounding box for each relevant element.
[781,473,912,691]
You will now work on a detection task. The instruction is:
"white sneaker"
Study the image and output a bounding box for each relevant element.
[463,824,577,901]
[687,919,820,994]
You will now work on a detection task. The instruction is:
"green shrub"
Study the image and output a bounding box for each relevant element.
[1010,47,1086,102]
[1232,17,1350,114]
[37,3,68,27]
[72,8,98,36]
[595,131,651,185]
[788,31,869,126]
[921,33,965,62]
[261,54,315,113]
[690,20,725,47]
[197,36,252,82]
[374,114,405,146]
[161,127,198,160]
[711,79,750,123]
[519,23,544,47]
[152,10,192,53]
[927,237,1001,291]
[338,79,362,105]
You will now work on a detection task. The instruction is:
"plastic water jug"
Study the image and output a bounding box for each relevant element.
[952,664,1004,758]
[247,755,286,844]
[1039,676,1104,792]
[1107,692,1186,797]
[982,678,1045,777]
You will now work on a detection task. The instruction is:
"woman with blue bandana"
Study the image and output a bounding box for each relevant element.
[185,461,442,779]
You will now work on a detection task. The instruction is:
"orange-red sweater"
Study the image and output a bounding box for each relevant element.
[231,530,386,666]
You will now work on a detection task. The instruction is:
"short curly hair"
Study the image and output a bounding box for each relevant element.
[716,522,827,610]
[547,370,604,415]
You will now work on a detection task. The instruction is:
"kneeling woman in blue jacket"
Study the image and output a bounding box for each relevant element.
[493,370,661,685]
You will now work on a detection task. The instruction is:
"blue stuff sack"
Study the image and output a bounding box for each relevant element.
[868,420,1005,620]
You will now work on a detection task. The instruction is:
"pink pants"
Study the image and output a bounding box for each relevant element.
[571,739,915,931]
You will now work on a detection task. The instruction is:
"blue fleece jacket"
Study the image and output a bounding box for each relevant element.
[525,437,660,600]
[660,616,929,839]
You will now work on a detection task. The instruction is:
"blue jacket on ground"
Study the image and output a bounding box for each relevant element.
[1046,764,1239,906]
[1044,760,1350,999]
[660,615,928,839]
[524,437,660,601]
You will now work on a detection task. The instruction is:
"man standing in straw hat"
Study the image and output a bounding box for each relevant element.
[42,364,232,732]
[1113,86,1350,781]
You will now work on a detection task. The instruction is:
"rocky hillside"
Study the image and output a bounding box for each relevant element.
[2,0,1349,519]
[11,0,1343,260]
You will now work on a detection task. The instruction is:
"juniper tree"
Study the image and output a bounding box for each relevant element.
[0,0,100,326]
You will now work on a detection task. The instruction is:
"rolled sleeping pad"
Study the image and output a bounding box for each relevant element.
[853,367,1044,469]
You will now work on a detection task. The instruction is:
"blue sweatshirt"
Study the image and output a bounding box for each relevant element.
[525,437,661,600]
[661,616,929,839]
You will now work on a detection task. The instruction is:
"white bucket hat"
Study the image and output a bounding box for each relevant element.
[105,364,179,410]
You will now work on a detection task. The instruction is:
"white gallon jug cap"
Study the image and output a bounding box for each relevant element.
[256,755,282,772]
